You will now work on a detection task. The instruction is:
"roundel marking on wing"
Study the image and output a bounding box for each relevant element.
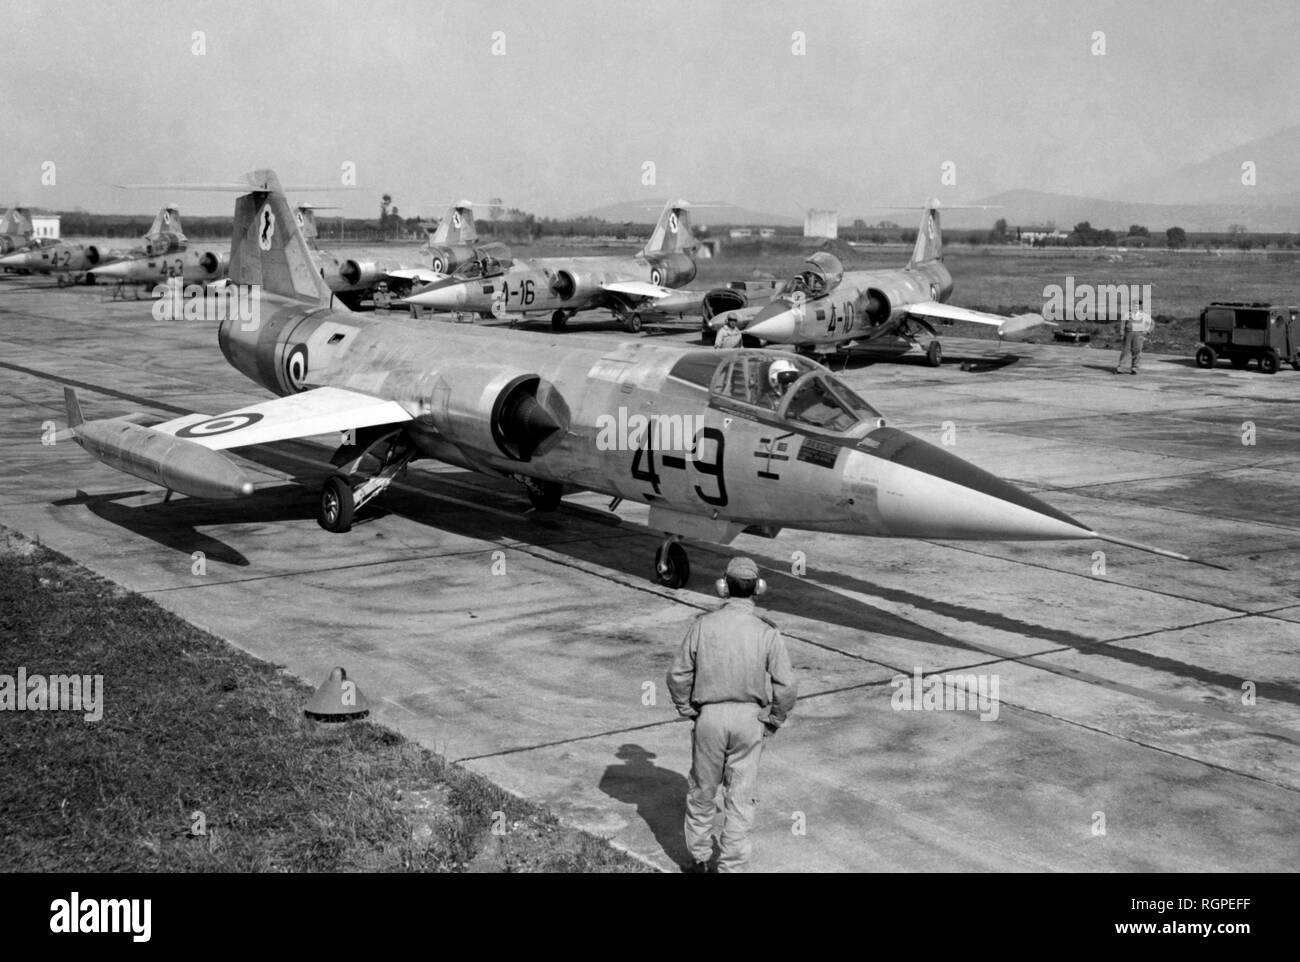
[258,205,276,251]
[176,412,265,438]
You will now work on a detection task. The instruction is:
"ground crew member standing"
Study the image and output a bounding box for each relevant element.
[667,556,797,872]
[1115,307,1154,374]
[714,313,744,349]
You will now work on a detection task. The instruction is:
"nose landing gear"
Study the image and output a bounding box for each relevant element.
[654,537,690,588]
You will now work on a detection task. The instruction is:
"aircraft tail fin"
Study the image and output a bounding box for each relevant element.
[0,206,33,236]
[64,387,84,429]
[145,205,185,242]
[642,200,697,256]
[295,205,319,242]
[428,202,478,246]
[229,170,334,307]
[908,199,943,267]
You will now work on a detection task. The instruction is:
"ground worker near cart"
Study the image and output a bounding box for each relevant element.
[667,556,798,872]
[1115,306,1154,374]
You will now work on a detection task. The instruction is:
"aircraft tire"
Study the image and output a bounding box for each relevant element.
[654,542,690,589]
[317,475,355,533]
[551,310,568,332]
[625,312,643,333]
[926,341,943,367]
[527,480,563,512]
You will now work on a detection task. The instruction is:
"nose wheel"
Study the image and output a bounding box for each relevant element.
[654,539,690,588]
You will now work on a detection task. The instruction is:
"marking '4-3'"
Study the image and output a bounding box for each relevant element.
[630,426,727,506]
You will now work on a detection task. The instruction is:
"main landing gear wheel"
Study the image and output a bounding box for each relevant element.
[654,541,690,589]
[1195,346,1216,368]
[926,341,943,367]
[551,310,568,332]
[317,475,355,533]
[625,312,643,333]
[525,479,563,512]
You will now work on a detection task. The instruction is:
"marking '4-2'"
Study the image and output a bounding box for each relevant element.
[630,426,727,506]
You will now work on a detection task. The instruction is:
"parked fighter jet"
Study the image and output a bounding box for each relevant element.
[404,199,700,332]
[89,205,229,289]
[738,201,1048,365]
[0,206,35,256]
[303,202,494,307]
[61,170,1209,590]
[0,237,123,284]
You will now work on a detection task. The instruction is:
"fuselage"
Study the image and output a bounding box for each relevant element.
[747,261,954,348]
[215,297,1090,545]
[91,246,229,285]
[0,241,113,274]
[410,251,697,316]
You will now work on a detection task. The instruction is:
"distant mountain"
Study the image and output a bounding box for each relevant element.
[575,199,803,228]
[966,189,1300,234]
[1110,125,1300,207]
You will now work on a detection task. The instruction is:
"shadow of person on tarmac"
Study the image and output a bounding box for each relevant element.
[598,743,692,869]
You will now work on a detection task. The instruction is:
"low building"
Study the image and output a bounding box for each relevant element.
[728,227,753,240]
[31,214,60,240]
[1017,225,1067,245]
[758,227,776,239]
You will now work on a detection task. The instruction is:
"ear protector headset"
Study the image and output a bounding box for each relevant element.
[715,576,767,598]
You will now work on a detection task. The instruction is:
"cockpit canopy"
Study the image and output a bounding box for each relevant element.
[453,242,513,278]
[781,251,844,299]
[671,351,883,434]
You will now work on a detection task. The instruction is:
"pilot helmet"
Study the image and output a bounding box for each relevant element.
[726,313,739,326]
[768,358,800,393]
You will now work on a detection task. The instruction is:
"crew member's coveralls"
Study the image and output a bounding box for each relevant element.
[715,321,744,349]
[1116,309,1154,373]
[667,598,798,871]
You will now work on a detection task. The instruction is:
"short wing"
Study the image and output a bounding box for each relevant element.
[601,280,676,299]
[150,386,413,451]
[905,301,1054,339]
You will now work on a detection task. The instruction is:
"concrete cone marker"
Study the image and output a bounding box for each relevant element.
[305,666,370,722]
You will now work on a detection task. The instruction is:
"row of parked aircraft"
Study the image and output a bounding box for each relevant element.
[55,169,1207,588]
[3,191,1053,364]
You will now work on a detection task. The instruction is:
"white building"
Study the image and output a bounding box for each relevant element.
[31,215,60,240]
[804,209,838,239]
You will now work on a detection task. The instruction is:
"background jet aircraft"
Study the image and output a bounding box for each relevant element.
[61,169,1209,589]
[404,199,701,332]
[738,201,1050,365]
[300,202,493,308]
[0,206,36,256]
[0,237,123,283]
[89,205,229,288]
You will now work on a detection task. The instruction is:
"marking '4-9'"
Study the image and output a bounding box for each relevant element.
[631,426,727,506]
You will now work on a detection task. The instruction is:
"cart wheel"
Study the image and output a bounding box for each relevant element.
[1194,346,1216,369]
[1291,361,1300,372]
[1260,349,1280,375]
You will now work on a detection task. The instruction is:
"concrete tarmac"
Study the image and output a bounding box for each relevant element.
[1,278,1297,871]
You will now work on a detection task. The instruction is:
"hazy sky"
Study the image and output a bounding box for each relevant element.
[2,0,1298,219]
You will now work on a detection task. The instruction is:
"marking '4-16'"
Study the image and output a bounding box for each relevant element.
[630,426,727,506]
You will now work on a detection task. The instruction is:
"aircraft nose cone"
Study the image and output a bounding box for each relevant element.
[744,301,799,342]
[849,427,1092,541]
[90,262,130,279]
[406,281,466,310]
[0,251,29,268]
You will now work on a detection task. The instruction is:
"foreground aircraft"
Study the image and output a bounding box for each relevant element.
[89,205,229,288]
[737,201,1048,364]
[0,206,35,256]
[404,199,701,332]
[62,170,1209,588]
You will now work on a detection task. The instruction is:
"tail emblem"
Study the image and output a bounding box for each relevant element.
[452,210,463,229]
[258,206,276,251]
[668,212,679,232]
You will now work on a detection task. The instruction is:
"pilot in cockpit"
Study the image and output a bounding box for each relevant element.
[764,358,801,410]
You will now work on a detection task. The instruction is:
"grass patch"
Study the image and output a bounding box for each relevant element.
[0,527,648,873]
